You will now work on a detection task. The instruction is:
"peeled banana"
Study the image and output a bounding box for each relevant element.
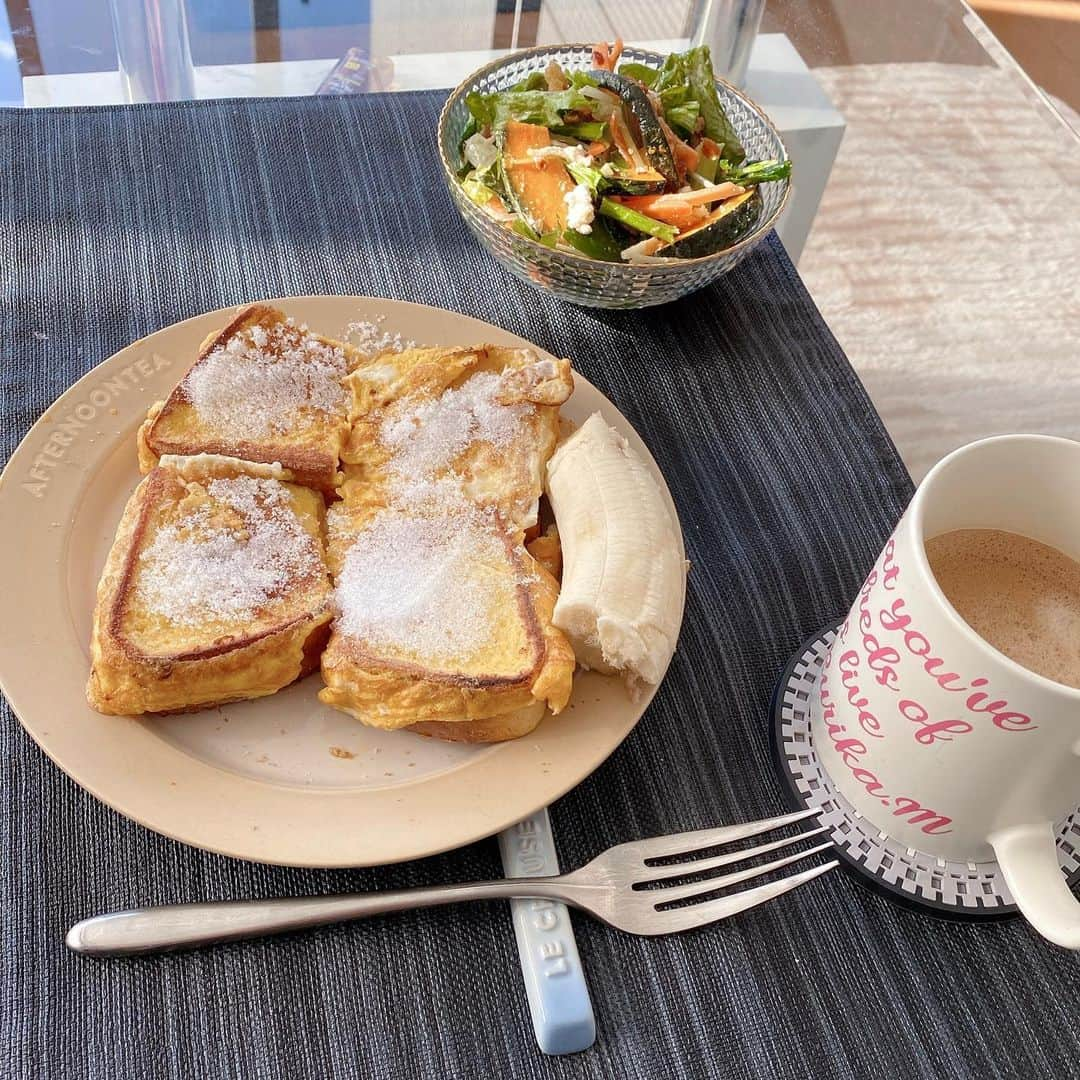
[545,412,685,688]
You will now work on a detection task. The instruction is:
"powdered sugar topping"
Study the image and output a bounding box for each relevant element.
[345,315,416,356]
[184,320,348,438]
[333,364,542,662]
[137,475,320,625]
[380,371,529,480]
[334,503,511,664]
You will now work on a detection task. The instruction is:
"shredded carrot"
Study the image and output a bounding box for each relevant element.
[623,184,745,214]
[606,184,746,229]
[659,117,700,174]
[591,37,624,72]
[486,194,515,222]
[608,196,709,231]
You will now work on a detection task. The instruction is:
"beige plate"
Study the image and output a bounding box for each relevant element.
[0,297,685,867]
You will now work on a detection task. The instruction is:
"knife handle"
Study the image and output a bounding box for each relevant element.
[498,808,596,1055]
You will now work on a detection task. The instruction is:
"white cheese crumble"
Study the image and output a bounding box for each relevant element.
[563,183,595,235]
[526,144,593,167]
[463,131,498,172]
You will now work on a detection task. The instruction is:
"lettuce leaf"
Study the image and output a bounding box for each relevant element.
[683,46,744,162]
[461,173,500,208]
[659,84,690,109]
[511,72,548,92]
[652,53,687,94]
[466,87,595,130]
[667,101,700,136]
[569,70,599,90]
[618,62,659,87]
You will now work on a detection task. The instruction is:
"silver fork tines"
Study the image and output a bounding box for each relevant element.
[66,808,837,955]
[638,860,838,934]
[636,825,830,885]
[635,808,822,862]
[649,840,835,907]
[567,807,836,935]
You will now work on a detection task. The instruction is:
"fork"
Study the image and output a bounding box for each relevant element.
[66,809,835,955]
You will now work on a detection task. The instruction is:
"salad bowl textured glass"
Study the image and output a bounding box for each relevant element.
[438,44,790,310]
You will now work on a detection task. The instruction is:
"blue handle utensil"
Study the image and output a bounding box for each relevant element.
[498,809,596,1055]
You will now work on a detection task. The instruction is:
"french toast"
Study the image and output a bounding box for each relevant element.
[92,313,580,742]
[87,454,333,716]
[318,487,575,742]
[138,304,361,494]
[339,345,574,531]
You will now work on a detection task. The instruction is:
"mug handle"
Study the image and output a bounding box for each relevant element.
[990,822,1080,949]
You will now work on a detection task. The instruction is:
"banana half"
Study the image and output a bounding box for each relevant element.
[545,412,686,690]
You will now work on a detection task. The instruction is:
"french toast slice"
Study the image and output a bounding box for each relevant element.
[87,454,333,716]
[339,345,573,531]
[408,701,547,744]
[138,304,361,494]
[318,489,575,742]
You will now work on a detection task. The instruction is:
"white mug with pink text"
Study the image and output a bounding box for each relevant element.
[813,435,1080,948]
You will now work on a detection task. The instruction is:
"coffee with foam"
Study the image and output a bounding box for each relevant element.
[926,528,1080,690]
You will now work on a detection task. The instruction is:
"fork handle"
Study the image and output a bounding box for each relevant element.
[66,878,582,956]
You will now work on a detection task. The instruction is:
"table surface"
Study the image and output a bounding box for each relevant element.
[13,87,1063,1080]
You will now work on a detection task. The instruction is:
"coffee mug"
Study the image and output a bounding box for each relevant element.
[813,434,1080,948]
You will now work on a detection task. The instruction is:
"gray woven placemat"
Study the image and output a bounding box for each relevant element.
[2,92,1078,1080]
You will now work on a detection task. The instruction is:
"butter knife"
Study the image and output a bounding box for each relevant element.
[497,808,596,1055]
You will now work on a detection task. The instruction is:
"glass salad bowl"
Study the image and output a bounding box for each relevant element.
[437,43,790,310]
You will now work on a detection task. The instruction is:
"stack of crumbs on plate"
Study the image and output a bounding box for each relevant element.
[87,303,577,742]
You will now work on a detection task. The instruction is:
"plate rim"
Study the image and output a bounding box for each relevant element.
[0,296,686,867]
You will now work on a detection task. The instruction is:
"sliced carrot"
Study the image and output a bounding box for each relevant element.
[607,196,708,231]
[611,186,746,229]
[672,140,699,174]
[659,116,700,174]
[586,140,610,157]
[636,184,745,209]
[485,193,515,222]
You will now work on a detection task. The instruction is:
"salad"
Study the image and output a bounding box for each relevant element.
[457,39,791,264]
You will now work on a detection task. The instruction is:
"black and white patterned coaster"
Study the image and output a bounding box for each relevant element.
[770,626,1080,919]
